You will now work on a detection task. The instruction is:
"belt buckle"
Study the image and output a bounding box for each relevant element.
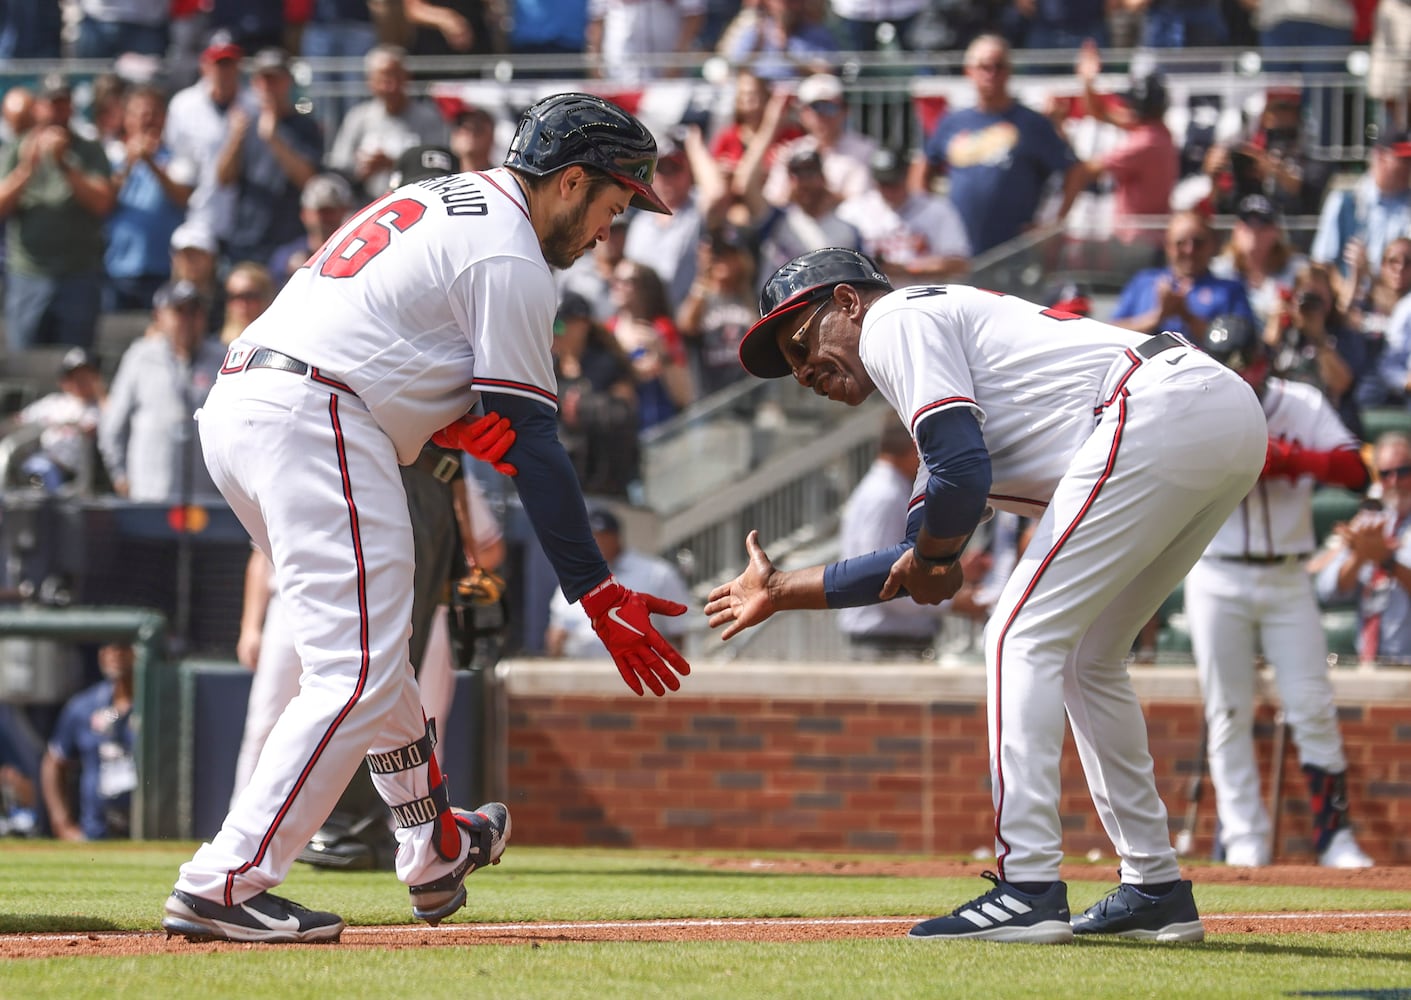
[432,454,459,483]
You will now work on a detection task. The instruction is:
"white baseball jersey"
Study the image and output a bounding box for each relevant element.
[1204,378,1358,558]
[234,167,558,464]
[860,284,1157,515]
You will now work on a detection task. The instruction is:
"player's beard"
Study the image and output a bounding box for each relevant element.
[541,198,592,271]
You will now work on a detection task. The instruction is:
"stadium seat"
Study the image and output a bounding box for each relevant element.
[1311,488,1364,547]
[1321,608,1361,662]
[1359,406,1411,444]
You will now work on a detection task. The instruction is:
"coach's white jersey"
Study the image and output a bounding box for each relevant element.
[237,167,557,465]
[1204,378,1358,557]
[860,284,1157,514]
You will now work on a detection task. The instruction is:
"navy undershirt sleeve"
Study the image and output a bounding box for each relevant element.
[914,406,991,538]
[482,391,609,603]
[823,488,930,608]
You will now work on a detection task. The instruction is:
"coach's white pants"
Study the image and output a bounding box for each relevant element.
[985,348,1267,884]
[176,369,466,906]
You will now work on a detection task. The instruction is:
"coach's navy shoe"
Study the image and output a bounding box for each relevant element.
[908,871,1073,943]
[162,888,345,943]
[1072,880,1205,942]
[409,802,511,926]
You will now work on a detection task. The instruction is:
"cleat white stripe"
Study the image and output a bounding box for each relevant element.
[958,909,992,928]
[998,895,1032,914]
[980,903,1013,922]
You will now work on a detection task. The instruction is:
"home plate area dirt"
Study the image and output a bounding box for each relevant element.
[5,858,1409,959]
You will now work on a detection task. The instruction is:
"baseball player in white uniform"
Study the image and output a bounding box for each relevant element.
[1183,315,1375,869]
[708,248,1268,944]
[162,94,691,944]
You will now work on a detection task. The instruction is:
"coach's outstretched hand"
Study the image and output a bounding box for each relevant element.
[581,577,691,696]
[704,530,780,641]
[432,412,517,475]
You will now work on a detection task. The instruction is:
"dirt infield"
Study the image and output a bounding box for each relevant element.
[5,858,1408,959]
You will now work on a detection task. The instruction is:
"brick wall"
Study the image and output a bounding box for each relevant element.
[499,662,1411,864]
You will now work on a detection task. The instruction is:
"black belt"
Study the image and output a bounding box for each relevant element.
[1136,331,1186,360]
[410,445,461,484]
[1211,553,1310,566]
[242,347,354,393]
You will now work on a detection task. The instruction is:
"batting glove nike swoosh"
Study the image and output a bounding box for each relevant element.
[580,576,691,696]
[431,412,517,475]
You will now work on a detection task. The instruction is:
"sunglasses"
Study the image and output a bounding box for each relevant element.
[784,297,830,362]
[227,289,264,302]
[1379,464,1411,480]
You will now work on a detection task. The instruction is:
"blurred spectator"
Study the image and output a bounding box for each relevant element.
[0,704,41,837]
[1312,129,1411,280]
[560,215,630,321]
[215,48,322,268]
[164,30,249,242]
[545,507,690,657]
[508,0,589,65]
[1132,0,1227,47]
[11,347,107,493]
[1368,0,1411,129]
[405,0,504,55]
[839,147,970,286]
[104,85,198,313]
[718,0,839,81]
[1071,44,1177,238]
[1344,235,1411,353]
[837,418,943,661]
[1,87,34,145]
[1194,88,1332,219]
[449,104,499,172]
[79,73,131,161]
[0,74,116,353]
[327,45,450,201]
[918,34,1082,255]
[98,279,224,501]
[676,222,759,395]
[606,260,695,431]
[298,0,379,127]
[624,135,718,310]
[1315,432,1411,664]
[830,0,927,51]
[40,643,136,841]
[166,0,214,90]
[1255,1,1355,74]
[74,1,168,58]
[1110,211,1253,342]
[218,262,276,346]
[207,0,287,52]
[708,68,805,184]
[587,0,704,81]
[552,291,641,499]
[269,172,355,288]
[0,4,61,60]
[750,145,861,284]
[1209,194,1305,325]
[169,222,225,335]
[1264,261,1371,438]
[763,73,876,208]
[1014,0,1107,48]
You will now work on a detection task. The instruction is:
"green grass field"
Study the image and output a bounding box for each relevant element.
[3,843,1409,1000]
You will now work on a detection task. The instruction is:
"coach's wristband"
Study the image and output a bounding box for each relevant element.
[913,546,962,570]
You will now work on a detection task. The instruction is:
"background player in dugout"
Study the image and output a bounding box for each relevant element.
[705,248,1267,945]
[1183,315,1374,870]
[161,95,690,945]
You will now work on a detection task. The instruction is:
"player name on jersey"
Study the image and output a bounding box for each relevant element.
[420,174,489,217]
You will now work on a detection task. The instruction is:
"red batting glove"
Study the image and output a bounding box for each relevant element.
[580,576,691,697]
[1261,437,1297,480]
[432,412,517,475]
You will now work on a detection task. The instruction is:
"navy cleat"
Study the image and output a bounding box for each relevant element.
[409,802,511,926]
[162,889,345,943]
[908,871,1073,943]
[1072,880,1205,942]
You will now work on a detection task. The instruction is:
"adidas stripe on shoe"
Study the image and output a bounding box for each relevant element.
[1071,880,1205,942]
[162,889,345,943]
[410,802,511,926]
[908,871,1074,943]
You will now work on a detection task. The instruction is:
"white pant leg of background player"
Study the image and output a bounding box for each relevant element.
[1258,564,1349,773]
[1184,558,1271,850]
[984,357,1266,884]
[418,605,454,766]
[176,371,465,903]
[229,594,303,808]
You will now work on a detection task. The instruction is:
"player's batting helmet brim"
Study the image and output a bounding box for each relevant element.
[739,247,892,379]
[504,92,671,215]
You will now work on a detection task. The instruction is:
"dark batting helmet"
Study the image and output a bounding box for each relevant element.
[739,248,892,379]
[1204,313,1268,391]
[504,93,670,214]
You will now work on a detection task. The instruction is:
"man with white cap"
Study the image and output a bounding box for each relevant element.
[763,73,877,207]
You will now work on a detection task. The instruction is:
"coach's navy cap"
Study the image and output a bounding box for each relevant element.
[587,507,621,535]
[739,247,891,379]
